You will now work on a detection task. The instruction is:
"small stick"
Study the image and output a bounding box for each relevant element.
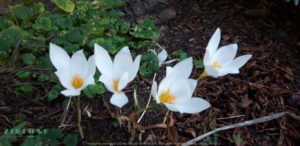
[217,114,245,120]
[77,96,84,139]
[182,112,290,146]
[162,110,170,124]
[137,73,156,123]
[59,97,72,127]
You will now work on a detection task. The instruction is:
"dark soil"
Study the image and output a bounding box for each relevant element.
[1,0,300,145]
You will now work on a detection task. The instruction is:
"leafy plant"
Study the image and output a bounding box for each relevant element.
[139,52,160,77]
[0,0,159,101]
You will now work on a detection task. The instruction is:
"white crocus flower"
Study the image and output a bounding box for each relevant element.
[203,28,252,77]
[94,44,141,108]
[49,43,96,97]
[151,57,211,114]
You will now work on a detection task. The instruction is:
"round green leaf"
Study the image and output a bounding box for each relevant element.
[139,52,159,77]
[22,53,36,65]
[16,71,31,79]
[52,0,75,13]
[63,134,78,146]
[14,5,33,21]
[130,19,159,39]
[48,85,62,101]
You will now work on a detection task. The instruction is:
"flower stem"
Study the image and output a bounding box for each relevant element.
[163,110,170,124]
[76,95,84,139]
[135,104,157,116]
[198,70,208,81]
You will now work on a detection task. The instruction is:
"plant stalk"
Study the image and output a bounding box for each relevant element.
[77,95,84,139]
[198,70,208,80]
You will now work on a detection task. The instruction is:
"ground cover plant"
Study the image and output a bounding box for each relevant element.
[0,0,300,145]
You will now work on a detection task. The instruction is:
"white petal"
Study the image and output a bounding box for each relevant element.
[206,28,221,58]
[71,50,89,78]
[157,76,172,96]
[229,54,252,69]
[83,76,95,89]
[118,72,129,92]
[94,44,113,77]
[61,89,81,97]
[205,66,219,77]
[151,81,159,103]
[188,79,197,93]
[110,93,129,108]
[212,44,238,65]
[164,103,179,112]
[203,50,210,66]
[120,46,131,56]
[128,55,141,82]
[114,51,133,77]
[169,79,194,103]
[55,69,72,89]
[87,55,96,78]
[169,57,193,79]
[174,98,211,114]
[158,49,168,65]
[218,67,239,76]
[166,67,174,76]
[73,49,87,60]
[99,75,114,93]
[49,43,71,70]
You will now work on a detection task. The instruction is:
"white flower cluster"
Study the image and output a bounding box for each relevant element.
[49,28,252,114]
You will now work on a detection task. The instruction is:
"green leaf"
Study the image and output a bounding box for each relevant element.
[48,85,62,101]
[14,5,33,21]
[19,84,32,95]
[130,19,159,39]
[0,26,25,53]
[51,14,73,29]
[89,38,117,54]
[47,128,64,139]
[64,43,80,53]
[86,19,105,35]
[52,0,75,13]
[21,137,43,146]
[139,52,159,77]
[22,53,36,65]
[33,16,52,31]
[172,50,188,60]
[194,59,204,69]
[100,0,125,9]
[38,74,49,82]
[83,83,105,99]
[63,134,78,146]
[65,28,84,43]
[33,2,45,15]
[0,18,14,30]
[16,71,31,79]
[45,128,64,146]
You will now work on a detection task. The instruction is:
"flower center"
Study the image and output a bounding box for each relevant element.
[211,60,222,69]
[72,74,84,89]
[159,89,176,103]
[113,79,120,93]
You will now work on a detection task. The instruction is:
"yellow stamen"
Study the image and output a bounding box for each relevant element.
[211,60,222,69]
[113,80,121,93]
[72,75,84,89]
[159,89,176,103]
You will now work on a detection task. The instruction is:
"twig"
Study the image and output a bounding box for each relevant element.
[217,114,245,120]
[77,96,84,139]
[59,97,72,126]
[182,112,300,146]
[137,73,156,123]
